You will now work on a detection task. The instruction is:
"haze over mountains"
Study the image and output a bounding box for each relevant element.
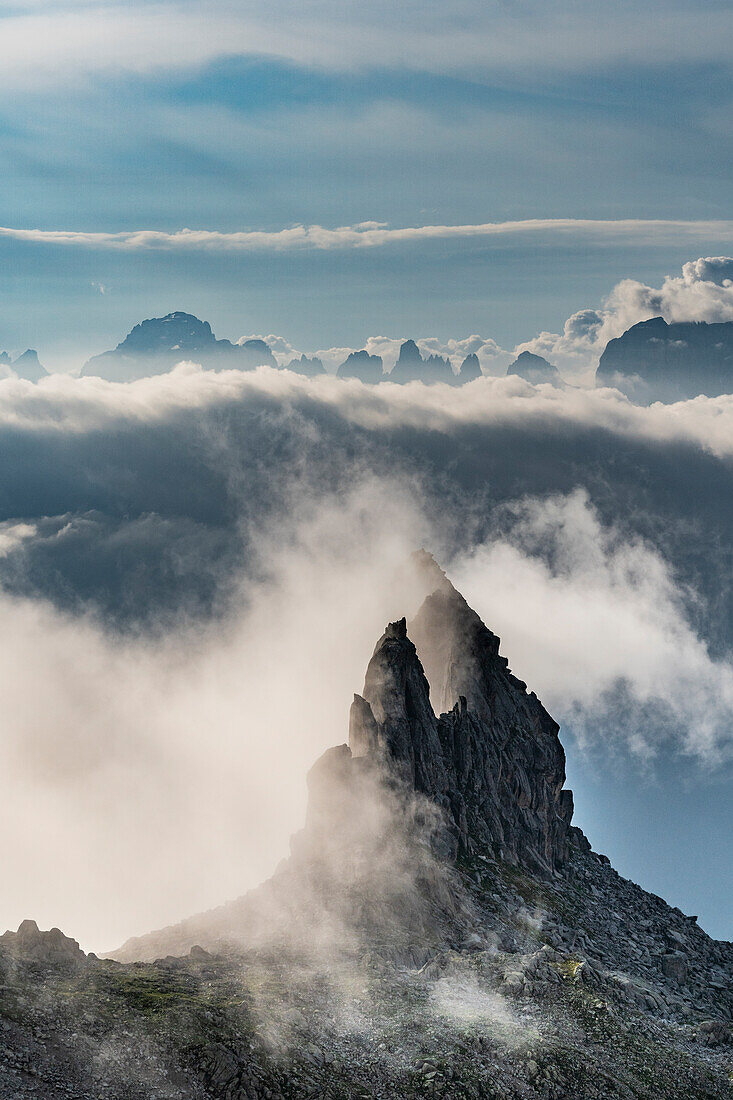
[596,317,733,403]
[0,347,47,382]
[81,312,277,381]
[79,314,494,386]
[8,298,733,402]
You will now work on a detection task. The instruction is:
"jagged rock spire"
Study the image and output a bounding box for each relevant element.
[350,617,449,800]
[347,553,574,874]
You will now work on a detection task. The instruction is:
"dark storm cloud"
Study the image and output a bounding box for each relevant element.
[0,368,731,645]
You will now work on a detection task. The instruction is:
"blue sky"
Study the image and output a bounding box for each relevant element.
[2,0,733,367]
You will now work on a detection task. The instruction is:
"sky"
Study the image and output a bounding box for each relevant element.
[2,0,733,368]
[1,0,732,950]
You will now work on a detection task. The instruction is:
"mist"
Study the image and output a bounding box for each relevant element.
[1,368,732,948]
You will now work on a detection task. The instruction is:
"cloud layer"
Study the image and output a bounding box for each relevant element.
[1,366,732,948]
[2,0,732,89]
[4,219,733,254]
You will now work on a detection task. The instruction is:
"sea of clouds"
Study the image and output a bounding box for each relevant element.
[0,362,732,948]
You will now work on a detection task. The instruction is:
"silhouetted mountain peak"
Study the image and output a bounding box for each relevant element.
[117,312,215,354]
[397,339,422,364]
[458,352,482,381]
[82,313,276,382]
[12,349,48,383]
[507,350,563,386]
[336,349,384,383]
[597,316,733,402]
[286,354,326,377]
[391,340,455,384]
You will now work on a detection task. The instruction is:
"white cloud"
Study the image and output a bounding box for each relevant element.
[0,474,430,951]
[241,333,303,363]
[3,364,733,461]
[516,255,733,380]
[1,0,732,90]
[0,521,37,557]
[2,368,733,948]
[4,219,733,254]
[451,490,733,763]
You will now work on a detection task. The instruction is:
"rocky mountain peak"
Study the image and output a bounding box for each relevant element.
[117,312,215,354]
[396,339,421,364]
[81,313,276,381]
[12,349,48,382]
[507,350,563,387]
[596,316,733,402]
[286,353,326,377]
[391,341,455,384]
[0,919,86,970]
[458,351,482,381]
[355,613,449,799]
[336,349,384,383]
[342,560,573,873]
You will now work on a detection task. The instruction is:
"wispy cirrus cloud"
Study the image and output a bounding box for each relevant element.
[2,0,733,91]
[5,218,733,253]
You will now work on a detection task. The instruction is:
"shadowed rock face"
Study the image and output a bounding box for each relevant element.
[348,555,573,874]
[351,617,449,799]
[336,349,384,383]
[507,350,564,387]
[457,352,482,382]
[389,341,455,385]
[11,349,48,383]
[596,316,733,402]
[82,312,277,381]
[285,354,326,377]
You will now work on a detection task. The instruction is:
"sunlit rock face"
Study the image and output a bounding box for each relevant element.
[596,316,733,402]
[81,312,276,381]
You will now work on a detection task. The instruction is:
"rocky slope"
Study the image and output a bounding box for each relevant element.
[1,556,730,1099]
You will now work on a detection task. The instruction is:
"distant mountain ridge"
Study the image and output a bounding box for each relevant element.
[14,312,733,399]
[596,316,733,402]
[335,340,484,385]
[82,317,487,386]
[507,350,565,387]
[81,312,277,382]
[0,348,48,382]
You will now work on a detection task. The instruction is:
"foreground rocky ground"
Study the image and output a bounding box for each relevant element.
[1,838,730,1100]
[2,558,730,1097]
